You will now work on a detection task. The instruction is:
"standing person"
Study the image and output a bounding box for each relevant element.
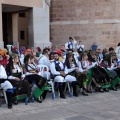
[76,41,84,54]
[65,37,77,51]
[115,43,120,60]
[91,42,98,51]
[50,52,78,99]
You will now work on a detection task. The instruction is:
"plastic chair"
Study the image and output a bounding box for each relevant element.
[37,65,55,99]
[0,87,8,104]
[0,87,16,105]
[64,82,73,97]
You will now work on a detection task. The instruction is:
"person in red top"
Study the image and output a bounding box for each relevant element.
[0,49,8,67]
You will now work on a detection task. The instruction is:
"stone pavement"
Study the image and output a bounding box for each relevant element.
[0,90,120,120]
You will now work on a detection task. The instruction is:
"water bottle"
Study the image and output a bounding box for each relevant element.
[0,101,1,107]
[25,97,29,105]
[52,92,55,100]
[69,91,72,97]
[31,84,37,93]
[31,96,34,103]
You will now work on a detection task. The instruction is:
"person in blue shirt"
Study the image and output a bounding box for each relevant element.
[91,42,98,51]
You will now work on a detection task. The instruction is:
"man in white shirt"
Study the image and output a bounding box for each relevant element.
[50,52,78,99]
[38,51,51,80]
[76,41,84,54]
[65,37,77,51]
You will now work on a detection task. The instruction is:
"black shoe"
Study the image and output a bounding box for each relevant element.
[87,89,92,93]
[111,87,117,91]
[95,87,104,93]
[104,88,109,92]
[13,100,18,105]
[60,95,66,99]
[37,97,42,103]
[82,91,88,96]
[73,93,78,97]
[8,104,12,109]
[42,90,48,100]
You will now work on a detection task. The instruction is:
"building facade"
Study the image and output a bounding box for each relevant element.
[50,0,120,50]
[0,0,51,49]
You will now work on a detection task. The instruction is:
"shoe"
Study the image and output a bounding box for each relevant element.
[82,91,88,96]
[95,87,104,93]
[37,97,42,103]
[8,104,12,109]
[73,93,78,97]
[111,87,117,91]
[104,88,109,92]
[60,95,66,99]
[13,100,18,105]
[87,89,92,93]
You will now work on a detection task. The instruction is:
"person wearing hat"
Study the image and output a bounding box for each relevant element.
[20,48,34,65]
[50,51,78,99]
[65,37,77,51]
[0,49,8,67]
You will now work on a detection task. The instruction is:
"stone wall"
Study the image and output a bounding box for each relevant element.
[50,0,120,50]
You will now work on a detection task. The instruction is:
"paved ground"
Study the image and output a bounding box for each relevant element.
[0,89,120,120]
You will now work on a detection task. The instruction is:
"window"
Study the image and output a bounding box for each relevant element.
[19,13,26,17]
[20,31,25,40]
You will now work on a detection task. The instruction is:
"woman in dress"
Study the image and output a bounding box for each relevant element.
[5,54,31,104]
[24,54,48,102]
[65,53,88,96]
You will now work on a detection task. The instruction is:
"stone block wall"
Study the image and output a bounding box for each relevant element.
[50,0,120,50]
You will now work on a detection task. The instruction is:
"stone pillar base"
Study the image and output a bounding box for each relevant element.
[13,41,19,49]
[0,41,4,49]
[30,41,51,50]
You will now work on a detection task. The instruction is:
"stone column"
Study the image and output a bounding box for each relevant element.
[0,4,4,48]
[28,2,51,50]
[12,13,19,48]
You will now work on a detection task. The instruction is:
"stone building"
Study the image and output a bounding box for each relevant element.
[50,0,120,50]
[0,0,51,49]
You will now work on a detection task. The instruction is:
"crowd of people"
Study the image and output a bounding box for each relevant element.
[0,37,120,109]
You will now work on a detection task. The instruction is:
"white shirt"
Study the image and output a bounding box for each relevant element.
[76,45,84,51]
[0,65,7,79]
[20,54,24,65]
[65,39,77,50]
[38,55,50,68]
[50,61,68,75]
[115,46,120,59]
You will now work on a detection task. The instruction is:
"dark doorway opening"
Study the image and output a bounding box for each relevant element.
[2,12,12,48]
